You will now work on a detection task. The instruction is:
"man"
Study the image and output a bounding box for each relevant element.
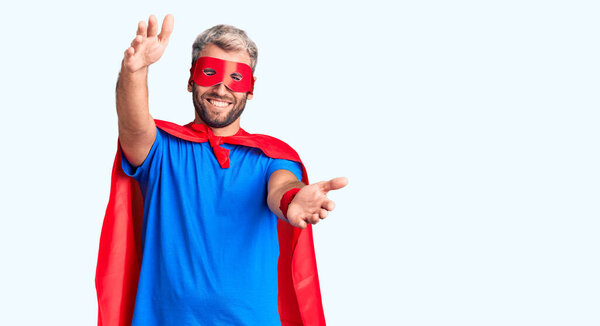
[96,14,347,326]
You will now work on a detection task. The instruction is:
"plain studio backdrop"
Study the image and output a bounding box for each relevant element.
[0,0,598,325]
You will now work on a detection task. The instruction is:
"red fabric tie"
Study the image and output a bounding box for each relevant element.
[188,123,232,168]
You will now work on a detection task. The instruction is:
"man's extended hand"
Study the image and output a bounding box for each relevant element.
[286,177,348,229]
[123,14,174,73]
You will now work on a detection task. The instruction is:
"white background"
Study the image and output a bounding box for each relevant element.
[0,0,598,325]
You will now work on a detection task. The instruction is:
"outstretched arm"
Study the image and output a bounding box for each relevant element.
[268,170,348,229]
[117,14,173,166]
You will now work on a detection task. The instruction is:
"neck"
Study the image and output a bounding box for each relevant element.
[194,115,241,137]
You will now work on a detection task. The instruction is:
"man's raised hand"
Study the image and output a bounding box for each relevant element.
[123,14,174,73]
[286,177,348,229]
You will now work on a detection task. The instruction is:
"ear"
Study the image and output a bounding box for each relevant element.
[187,81,193,92]
[247,76,257,100]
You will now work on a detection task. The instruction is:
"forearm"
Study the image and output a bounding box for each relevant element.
[116,62,156,166]
[116,62,154,133]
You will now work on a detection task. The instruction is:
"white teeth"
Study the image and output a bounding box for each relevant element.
[209,99,230,107]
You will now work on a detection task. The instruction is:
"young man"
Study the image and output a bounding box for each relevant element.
[96,14,347,326]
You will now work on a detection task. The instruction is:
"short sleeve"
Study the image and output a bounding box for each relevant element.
[267,158,303,182]
[121,128,163,183]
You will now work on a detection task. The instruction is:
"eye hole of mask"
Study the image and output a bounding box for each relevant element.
[203,68,216,76]
[231,73,243,81]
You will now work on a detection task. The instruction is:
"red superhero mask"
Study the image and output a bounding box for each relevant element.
[189,56,255,94]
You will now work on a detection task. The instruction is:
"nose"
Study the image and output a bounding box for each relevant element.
[214,82,232,95]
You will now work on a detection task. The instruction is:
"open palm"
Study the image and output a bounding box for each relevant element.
[286,177,348,229]
[123,14,174,73]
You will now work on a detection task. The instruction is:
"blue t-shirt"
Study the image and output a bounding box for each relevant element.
[121,128,303,326]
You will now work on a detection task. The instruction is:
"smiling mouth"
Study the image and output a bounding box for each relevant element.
[206,98,232,108]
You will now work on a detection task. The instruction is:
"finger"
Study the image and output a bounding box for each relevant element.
[147,14,158,37]
[131,35,143,48]
[322,199,335,211]
[136,20,147,37]
[321,177,349,192]
[124,47,134,58]
[158,14,174,42]
[297,219,307,229]
[319,209,328,219]
[310,214,320,224]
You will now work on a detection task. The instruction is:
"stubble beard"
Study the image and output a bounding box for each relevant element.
[193,88,247,129]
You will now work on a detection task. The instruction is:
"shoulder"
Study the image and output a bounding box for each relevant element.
[250,133,295,152]
[154,119,204,143]
[240,132,301,163]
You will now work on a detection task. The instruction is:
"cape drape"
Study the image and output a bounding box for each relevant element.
[95,120,326,326]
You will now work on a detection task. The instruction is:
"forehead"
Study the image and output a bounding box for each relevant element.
[199,43,251,67]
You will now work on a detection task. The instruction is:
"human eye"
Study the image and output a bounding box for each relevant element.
[231,73,243,81]
[203,68,216,76]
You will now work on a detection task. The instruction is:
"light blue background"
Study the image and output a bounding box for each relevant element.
[0,0,598,325]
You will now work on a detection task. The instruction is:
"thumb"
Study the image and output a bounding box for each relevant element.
[321,177,348,192]
[158,14,174,42]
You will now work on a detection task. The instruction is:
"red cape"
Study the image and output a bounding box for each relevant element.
[95,120,326,326]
